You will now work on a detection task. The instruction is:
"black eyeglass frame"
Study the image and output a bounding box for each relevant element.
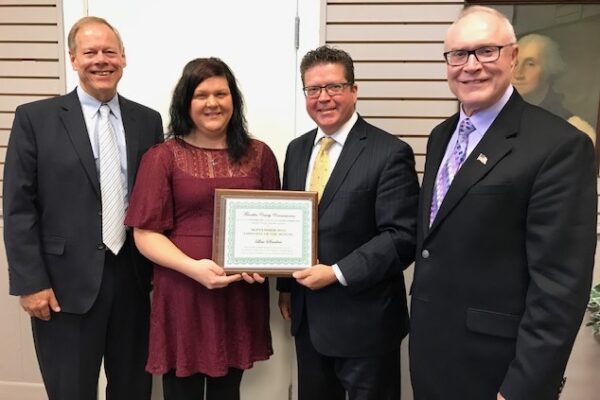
[302,82,354,98]
[443,44,515,66]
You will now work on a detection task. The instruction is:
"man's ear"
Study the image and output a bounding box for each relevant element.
[510,45,519,70]
[69,51,77,71]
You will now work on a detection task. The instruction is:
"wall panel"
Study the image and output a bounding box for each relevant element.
[0,1,65,395]
[325,1,461,176]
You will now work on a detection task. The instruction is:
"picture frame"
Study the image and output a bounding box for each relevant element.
[212,189,318,276]
[466,1,600,159]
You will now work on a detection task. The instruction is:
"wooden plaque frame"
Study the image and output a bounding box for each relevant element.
[213,189,318,276]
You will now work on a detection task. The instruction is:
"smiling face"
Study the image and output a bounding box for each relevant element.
[70,22,126,102]
[303,63,357,134]
[445,12,517,116]
[189,76,233,144]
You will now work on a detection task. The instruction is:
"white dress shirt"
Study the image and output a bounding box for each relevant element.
[304,112,359,286]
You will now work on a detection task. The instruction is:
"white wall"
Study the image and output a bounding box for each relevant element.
[62,0,321,163]
[61,1,321,399]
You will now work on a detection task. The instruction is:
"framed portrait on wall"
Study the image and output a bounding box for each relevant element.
[466,1,600,153]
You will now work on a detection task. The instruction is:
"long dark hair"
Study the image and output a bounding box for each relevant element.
[168,57,250,162]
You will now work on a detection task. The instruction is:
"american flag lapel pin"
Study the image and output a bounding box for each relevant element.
[477,153,488,165]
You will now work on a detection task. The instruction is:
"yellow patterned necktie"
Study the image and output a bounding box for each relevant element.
[309,137,335,202]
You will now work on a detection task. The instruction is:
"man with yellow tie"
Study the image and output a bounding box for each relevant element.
[277,46,419,400]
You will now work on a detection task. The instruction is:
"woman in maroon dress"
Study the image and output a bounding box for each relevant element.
[125,58,280,400]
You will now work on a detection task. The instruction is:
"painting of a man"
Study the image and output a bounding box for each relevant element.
[512,33,596,144]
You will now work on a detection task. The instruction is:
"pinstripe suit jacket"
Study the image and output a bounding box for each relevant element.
[277,115,419,357]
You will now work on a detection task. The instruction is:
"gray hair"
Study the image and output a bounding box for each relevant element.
[452,5,517,43]
[518,33,566,76]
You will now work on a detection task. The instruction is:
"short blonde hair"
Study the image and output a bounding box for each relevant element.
[67,16,124,53]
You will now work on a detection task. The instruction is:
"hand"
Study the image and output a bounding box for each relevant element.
[497,393,506,400]
[20,288,61,321]
[292,264,337,290]
[189,259,242,289]
[241,272,265,284]
[278,292,291,321]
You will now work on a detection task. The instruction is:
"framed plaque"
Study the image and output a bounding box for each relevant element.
[213,189,318,276]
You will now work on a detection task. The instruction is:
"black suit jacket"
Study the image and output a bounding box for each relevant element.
[4,89,164,314]
[278,116,419,357]
[409,91,597,400]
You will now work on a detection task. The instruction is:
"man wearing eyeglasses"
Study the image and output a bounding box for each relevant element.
[409,6,596,400]
[277,45,419,400]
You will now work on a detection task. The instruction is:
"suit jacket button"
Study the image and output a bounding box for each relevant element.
[97,210,103,216]
[97,243,105,250]
[421,249,430,259]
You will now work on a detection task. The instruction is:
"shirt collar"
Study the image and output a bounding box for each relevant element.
[77,86,121,121]
[313,112,358,147]
[459,86,513,134]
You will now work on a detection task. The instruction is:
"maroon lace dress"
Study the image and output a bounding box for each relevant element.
[125,138,280,377]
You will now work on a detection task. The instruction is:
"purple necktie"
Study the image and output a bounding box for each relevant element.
[430,118,476,225]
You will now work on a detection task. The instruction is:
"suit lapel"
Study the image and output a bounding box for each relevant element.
[286,130,316,191]
[427,93,524,237]
[119,95,140,194]
[421,115,458,234]
[319,117,367,214]
[59,90,101,198]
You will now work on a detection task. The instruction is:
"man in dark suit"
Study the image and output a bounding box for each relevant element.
[409,6,596,400]
[277,46,419,400]
[3,17,163,400]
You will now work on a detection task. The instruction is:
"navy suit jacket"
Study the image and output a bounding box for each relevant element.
[409,91,597,400]
[278,116,419,357]
[4,89,164,314]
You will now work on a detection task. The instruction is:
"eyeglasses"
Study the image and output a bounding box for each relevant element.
[303,82,353,98]
[443,44,514,66]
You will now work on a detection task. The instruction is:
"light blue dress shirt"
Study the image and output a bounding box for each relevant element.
[77,87,129,210]
[437,86,514,172]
